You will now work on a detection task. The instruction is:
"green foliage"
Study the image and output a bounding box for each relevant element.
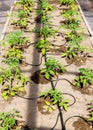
[2,48,23,68]
[17,0,34,6]
[32,25,57,38]
[0,68,28,100]
[59,0,75,5]
[43,100,57,113]
[65,31,84,45]
[73,68,93,88]
[17,19,28,28]
[40,89,70,111]
[41,15,52,24]
[17,10,30,19]
[41,57,66,79]
[62,46,77,59]
[35,39,50,55]
[4,31,28,47]
[61,19,80,31]
[40,25,58,38]
[0,109,21,130]
[40,0,53,12]
[88,100,93,122]
[62,9,78,18]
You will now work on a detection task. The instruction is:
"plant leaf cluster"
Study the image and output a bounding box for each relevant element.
[13,0,34,28]
[0,109,21,130]
[41,57,66,79]
[0,68,28,100]
[40,89,69,111]
[60,2,88,60]
[73,68,93,88]
[59,0,75,6]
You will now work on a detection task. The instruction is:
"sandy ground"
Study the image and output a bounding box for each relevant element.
[0,0,93,130]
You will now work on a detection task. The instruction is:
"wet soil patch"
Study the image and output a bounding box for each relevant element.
[37,96,57,115]
[30,70,49,84]
[72,85,93,95]
[50,44,67,53]
[73,118,93,130]
[66,55,87,66]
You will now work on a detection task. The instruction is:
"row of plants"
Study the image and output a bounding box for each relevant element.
[0,0,37,129]
[59,0,93,126]
[33,0,93,126]
[34,0,70,113]
[0,0,36,100]
[0,0,93,129]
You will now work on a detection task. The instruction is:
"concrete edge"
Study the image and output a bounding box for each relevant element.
[76,0,93,46]
[0,0,17,41]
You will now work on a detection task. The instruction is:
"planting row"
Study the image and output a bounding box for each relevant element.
[0,0,93,129]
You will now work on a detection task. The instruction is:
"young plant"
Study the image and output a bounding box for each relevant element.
[32,25,58,38]
[0,67,28,100]
[73,68,93,88]
[43,100,57,113]
[65,31,84,46]
[41,57,66,79]
[61,19,80,31]
[59,0,75,5]
[62,9,78,19]
[2,48,23,68]
[40,88,70,111]
[17,10,30,19]
[88,100,93,124]
[40,25,58,38]
[17,0,34,6]
[16,18,28,28]
[4,31,28,47]
[40,0,53,12]
[0,109,21,130]
[35,39,51,55]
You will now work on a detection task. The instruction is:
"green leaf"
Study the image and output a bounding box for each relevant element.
[3,95,9,101]
[63,104,68,111]
[49,70,55,75]
[42,48,46,55]
[10,91,16,96]
[61,53,66,57]
[18,87,24,92]
[45,72,50,79]
[45,101,51,105]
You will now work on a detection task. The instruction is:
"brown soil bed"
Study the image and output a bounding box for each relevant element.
[30,71,50,84]
[66,55,87,66]
[72,85,93,95]
[73,118,93,130]
[37,96,57,115]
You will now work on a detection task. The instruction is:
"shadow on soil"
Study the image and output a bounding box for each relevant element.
[25,1,60,129]
[25,1,41,129]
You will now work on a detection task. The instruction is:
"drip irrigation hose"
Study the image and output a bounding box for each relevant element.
[62,93,76,107]
[64,115,90,128]
[42,13,66,128]
[51,78,75,87]
[25,55,43,66]
[16,94,42,100]
[50,113,60,130]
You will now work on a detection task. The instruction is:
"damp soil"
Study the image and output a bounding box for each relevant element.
[73,118,93,130]
[30,70,49,84]
[72,85,93,95]
[37,96,57,115]
[66,55,87,66]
